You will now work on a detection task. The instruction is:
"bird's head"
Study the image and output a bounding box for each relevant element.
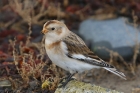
[42,20,69,42]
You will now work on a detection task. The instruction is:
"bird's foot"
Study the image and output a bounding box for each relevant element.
[58,78,75,88]
[58,73,75,88]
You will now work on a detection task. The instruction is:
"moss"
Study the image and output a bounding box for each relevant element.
[42,80,51,89]
[55,80,123,93]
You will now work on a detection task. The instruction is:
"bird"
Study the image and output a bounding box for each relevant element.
[41,20,126,87]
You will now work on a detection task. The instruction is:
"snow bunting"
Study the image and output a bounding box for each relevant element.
[42,20,126,86]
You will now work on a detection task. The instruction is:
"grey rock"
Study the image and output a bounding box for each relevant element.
[82,78,91,83]
[29,80,38,88]
[0,80,11,87]
[79,17,140,60]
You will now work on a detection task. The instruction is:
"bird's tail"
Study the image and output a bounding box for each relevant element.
[103,67,126,80]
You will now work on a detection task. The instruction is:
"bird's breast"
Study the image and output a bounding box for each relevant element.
[45,41,70,70]
[45,41,96,74]
[46,41,61,50]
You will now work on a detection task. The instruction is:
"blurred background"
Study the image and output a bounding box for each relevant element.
[0,0,140,93]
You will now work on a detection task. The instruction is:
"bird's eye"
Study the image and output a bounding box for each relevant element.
[51,27,55,30]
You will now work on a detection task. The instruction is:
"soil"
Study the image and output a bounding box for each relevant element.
[92,68,140,93]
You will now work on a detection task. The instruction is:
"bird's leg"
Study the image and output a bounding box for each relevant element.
[59,73,71,84]
[65,73,75,81]
[58,73,75,88]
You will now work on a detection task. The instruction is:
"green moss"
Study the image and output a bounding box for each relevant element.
[55,80,123,93]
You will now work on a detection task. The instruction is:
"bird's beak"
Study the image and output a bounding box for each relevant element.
[41,29,48,34]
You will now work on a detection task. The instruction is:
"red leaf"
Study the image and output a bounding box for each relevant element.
[66,5,81,13]
[17,34,26,41]
[22,47,34,54]
[0,30,17,38]
[0,51,8,61]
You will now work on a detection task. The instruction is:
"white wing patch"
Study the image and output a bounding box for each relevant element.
[71,54,101,62]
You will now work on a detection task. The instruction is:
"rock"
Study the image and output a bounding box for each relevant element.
[29,80,39,90]
[31,24,42,37]
[0,80,11,87]
[79,17,140,60]
[55,80,123,93]
[31,24,43,42]
[0,10,17,22]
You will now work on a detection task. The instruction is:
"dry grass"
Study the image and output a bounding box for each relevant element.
[8,26,64,92]
[0,0,65,32]
[0,1,67,91]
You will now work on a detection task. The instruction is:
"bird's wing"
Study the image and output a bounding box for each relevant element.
[62,32,114,68]
[62,32,126,80]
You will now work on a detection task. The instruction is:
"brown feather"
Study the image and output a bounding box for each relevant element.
[56,29,62,35]
[44,20,58,28]
[44,20,64,28]
[62,32,114,68]
[63,32,101,61]
[46,41,61,49]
